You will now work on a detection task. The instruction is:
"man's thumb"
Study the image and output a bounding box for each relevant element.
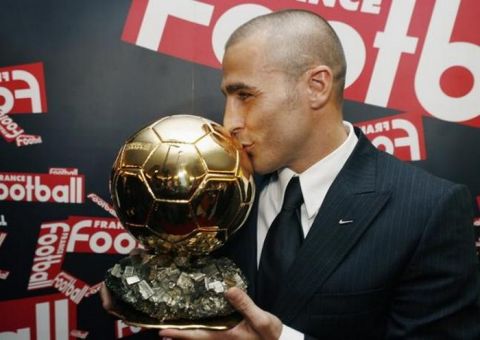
[225,287,261,323]
[225,287,282,339]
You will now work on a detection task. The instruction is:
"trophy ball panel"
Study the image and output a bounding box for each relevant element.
[112,170,154,226]
[143,143,206,200]
[148,201,197,236]
[127,125,162,144]
[110,146,124,193]
[112,145,124,170]
[191,179,241,232]
[123,223,156,240]
[152,115,210,144]
[195,133,237,173]
[210,124,240,149]
[236,147,253,179]
[236,173,254,203]
[121,143,157,168]
[228,203,252,236]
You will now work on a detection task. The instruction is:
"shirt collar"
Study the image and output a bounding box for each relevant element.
[276,121,358,219]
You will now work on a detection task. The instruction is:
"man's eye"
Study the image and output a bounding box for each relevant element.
[237,92,252,100]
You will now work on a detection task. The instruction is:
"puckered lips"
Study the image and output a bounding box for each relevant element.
[241,143,254,154]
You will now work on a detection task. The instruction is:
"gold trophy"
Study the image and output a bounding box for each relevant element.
[105,114,255,329]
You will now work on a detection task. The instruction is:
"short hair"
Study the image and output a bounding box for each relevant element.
[225,9,347,102]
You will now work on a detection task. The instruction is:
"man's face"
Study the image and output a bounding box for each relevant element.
[221,37,314,174]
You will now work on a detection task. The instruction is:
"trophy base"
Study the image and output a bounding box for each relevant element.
[105,253,248,329]
[121,308,243,330]
[123,315,243,331]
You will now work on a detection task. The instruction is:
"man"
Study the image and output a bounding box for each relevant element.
[108,9,480,339]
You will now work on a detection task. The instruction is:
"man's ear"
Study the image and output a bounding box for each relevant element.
[307,65,333,109]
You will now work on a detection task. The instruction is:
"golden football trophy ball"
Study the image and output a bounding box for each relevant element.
[105,114,255,329]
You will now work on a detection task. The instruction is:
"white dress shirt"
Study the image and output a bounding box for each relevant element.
[256,122,358,339]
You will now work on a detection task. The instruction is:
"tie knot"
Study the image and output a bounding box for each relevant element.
[282,177,303,210]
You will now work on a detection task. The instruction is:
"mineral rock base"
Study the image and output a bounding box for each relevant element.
[105,253,248,322]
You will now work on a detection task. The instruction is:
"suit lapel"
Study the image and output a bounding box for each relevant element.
[273,130,391,322]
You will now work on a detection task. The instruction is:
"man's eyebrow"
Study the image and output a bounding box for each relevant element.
[221,82,255,95]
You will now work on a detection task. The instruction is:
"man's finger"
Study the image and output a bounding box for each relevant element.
[225,287,282,339]
[159,328,219,339]
[99,282,113,310]
[225,287,265,325]
[100,282,126,319]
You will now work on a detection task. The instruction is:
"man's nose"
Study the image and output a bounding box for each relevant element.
[223,101,244,136]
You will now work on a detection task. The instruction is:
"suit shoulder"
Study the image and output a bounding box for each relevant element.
[374,148,465,199]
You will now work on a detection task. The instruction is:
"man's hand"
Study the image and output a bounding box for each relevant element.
[99,282,127,320]
[159,287,283,340]
[100,248,147,318]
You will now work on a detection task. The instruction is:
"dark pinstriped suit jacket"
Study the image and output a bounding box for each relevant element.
[217,128,480,339]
